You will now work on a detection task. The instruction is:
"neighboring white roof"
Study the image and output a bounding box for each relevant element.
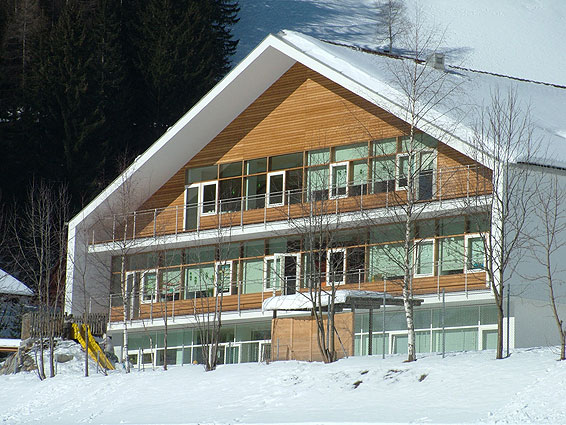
[0,269,33,296]
[262,290,394,311]
[0,338,21,348]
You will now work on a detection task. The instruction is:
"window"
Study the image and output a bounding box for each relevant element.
[219,178,241,213]
[439,237,464,275]
[185,264,214,298]
[396,154,409,189]
[186,165,217,184]
[140,271,157,303]
[415,239,434,276]
[201,182,218,215]
[306,166,329,201]
[307,148,330,166]
[368,243,404,280]
[418,151,435,200]
[269,152,303,171]
[346,247,365,284]
[267,171,285,207]
[350,160,368,196]
[466,234,485,272]
[215,262,234,295]
[327,249,346,285]
[159,268,181,301]
[371,157,395,193]
[330,162,348,198]
[244,174,266,210]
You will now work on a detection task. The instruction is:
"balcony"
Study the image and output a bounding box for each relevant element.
[91,165,492,245]
[108,262,488,323]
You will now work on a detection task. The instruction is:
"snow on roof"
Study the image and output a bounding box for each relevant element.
[277,30,566,169]
[0,269,33,296]
[262,290,394,311]
[0,338,21,349]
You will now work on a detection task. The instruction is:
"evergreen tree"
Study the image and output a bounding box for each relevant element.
[29,0,104,205]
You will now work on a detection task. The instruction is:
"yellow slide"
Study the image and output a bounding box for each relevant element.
[71,323,115,371]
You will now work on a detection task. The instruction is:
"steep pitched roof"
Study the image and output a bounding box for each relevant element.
[0,269,33,296]
[68,30,566,233]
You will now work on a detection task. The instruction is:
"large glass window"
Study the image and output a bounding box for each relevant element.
[334,143,368,162]
[439,237,464,275]
[219,178,242,212]
[159,268,182,301]
[306,166,329,201]
[269,152,303,171]
[307,148,330,166]
[186,165,217,184]
[242,259,263,294]
[368,243,404,280]
[415,240,434,276]
[372,138,397,156]
[245,174,266,210]
[185,264,214,298]
[371,157,395,193]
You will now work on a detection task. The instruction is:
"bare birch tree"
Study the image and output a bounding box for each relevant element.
[466,88,539,359]
[527,174,566,360]
[8,180,69,379]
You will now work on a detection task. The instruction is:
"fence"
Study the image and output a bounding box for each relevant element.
[21,311,109,339]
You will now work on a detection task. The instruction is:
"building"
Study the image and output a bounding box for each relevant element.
[0,269,33,341]
[64,31,566,367]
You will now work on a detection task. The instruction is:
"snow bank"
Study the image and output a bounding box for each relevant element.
[262,290,394,311]
[2,347,566,424]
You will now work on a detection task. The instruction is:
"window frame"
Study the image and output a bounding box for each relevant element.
[414,238,435,277]
[267,171,286,207]
[215,261,234,296]
[327,248,346,286]
[465,233,486,273]
[139,270,158,304]
[330,161,349,199]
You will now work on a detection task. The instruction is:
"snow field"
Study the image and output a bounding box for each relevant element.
[1,345,566,424]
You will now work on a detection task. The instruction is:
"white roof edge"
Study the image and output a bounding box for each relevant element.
[70,30,498,231]
[68,33,294,231]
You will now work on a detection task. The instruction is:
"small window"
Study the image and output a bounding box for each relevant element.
[334,142,368,162]
[141,271,157,303]
[245,158,267,174]
[244,174,266,210]
[372,138,397,156]
[396,154,409,189]
[327,249,346,285]
[186,165,217,184]
[269,152,303,171]
[307,148,330,166]
[439,237,464,275]
[219,161,242,178]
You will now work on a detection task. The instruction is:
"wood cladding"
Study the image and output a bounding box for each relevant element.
[271,313,354,362]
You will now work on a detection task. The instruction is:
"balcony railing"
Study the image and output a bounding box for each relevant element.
[107,261,487,323]
[91,165,491,245]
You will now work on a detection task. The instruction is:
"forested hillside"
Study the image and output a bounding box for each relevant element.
[0,0,239,213]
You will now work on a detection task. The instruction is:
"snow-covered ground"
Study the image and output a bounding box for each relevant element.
[2,343,566,424]
[233,0,566,86]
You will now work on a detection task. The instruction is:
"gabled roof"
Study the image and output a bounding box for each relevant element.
[68,30,566,233]
[0,269,33,296]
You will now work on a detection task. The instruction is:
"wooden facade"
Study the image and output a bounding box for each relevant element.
[91,63,492,244]
[99,63,492,323]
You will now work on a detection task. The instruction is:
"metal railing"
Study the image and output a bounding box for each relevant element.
[90,165,491,245]
[107,259,487,323]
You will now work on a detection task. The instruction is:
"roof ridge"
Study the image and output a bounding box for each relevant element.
[320,39,566,90]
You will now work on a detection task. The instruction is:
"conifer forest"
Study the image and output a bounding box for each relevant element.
[0,0,240,215]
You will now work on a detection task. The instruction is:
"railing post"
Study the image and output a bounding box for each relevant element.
[467,165,470,201]
[436,261,440,298]
[218,200,222,229]
[112,215,116,243]
[264,194,267,227]
[287,190,290,222]
[133,211,137,240]
[240,197,244,229]
[237,280,241,315]
[175,205,178,236]
[172,295,175,321]
[153,209,157,237]
[438,169,442,205]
